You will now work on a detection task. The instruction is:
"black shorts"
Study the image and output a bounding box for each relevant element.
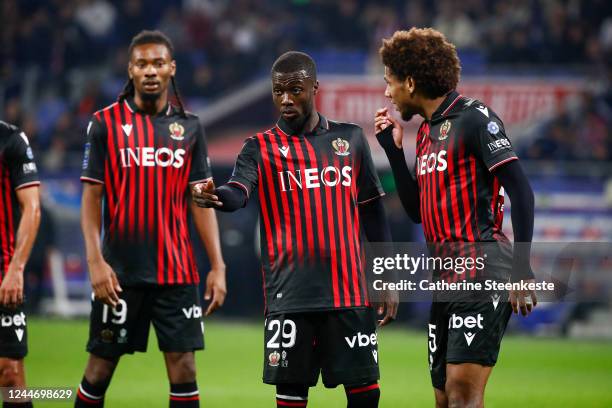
[87,285,204,359]
[263,308,380,388]
[428,291,512,390]
[0,306,28,358]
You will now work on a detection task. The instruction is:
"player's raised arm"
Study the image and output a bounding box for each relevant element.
[375,108,421,223]
[0,186,41,307]
[192,136,259,212]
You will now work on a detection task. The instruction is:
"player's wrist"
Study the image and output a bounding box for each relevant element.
[87,254,106,266]
[209,263,226,274]
[6,262,25,275]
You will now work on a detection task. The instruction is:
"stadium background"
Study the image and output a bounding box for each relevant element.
[1,0,611,406]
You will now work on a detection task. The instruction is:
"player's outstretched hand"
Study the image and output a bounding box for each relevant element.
[204,266,227,316]
[374,107,404,149]
[509,279,538,316]
[89,259,122,307]
[0,266,24,308]
[192,179,223,208]
[376,290,399,327]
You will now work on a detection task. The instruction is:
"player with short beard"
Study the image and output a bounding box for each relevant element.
[75,30,226,408]
[193,51,397,408]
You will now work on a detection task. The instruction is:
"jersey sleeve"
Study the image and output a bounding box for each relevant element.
[468,107,518,172]
[188,122,213,184]
[6,129,40,190]
[355,127,385,204]
[228,137,260,198]
[80,116,107,184]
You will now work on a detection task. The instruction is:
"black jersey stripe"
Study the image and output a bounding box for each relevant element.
[282,131,306,265]
[331,154,351,306]
[258,132,284,270]
[293,137,316,264]
[102,107,119,235]
[269,129,295,269]
[264,130,289,270]
[111,103,128,242]
[133,110,145,240]
[320,154,342,307]
[302,137,327,263]
[342,154,361,306]
[257,164,276,270]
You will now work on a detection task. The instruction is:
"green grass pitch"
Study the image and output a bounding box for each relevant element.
[24,318,612,407]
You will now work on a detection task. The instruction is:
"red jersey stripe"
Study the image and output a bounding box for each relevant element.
[268,130,294,268]
[257,132,284,269]
[333,155,351,306]
[278,131,304,265]
[292,139,315,263]
[133,111,145,239]
[343,155,361,306]
[257,165,276,270]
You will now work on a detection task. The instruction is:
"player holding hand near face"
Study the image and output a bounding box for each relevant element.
[376,28,537,408]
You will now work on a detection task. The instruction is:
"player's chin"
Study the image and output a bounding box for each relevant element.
[400,109,415,121]
[140,91,162,101]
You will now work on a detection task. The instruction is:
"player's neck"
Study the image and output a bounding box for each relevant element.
[134,93,168,116]
[422,96,448,121]
[304,110,320,133]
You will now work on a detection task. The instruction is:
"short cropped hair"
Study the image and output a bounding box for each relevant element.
[380,28,460,99]
[129,30,174,58]
[271,51,317,80]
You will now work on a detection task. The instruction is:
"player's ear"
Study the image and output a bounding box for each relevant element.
[170,60,177,76]
[128,62,133,80]
[405,76,415,95]
[313,80,319,95]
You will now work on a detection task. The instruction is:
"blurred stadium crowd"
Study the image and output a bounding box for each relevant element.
[1,0,611,170]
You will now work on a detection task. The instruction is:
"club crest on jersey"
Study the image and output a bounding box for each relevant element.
[332,138,350,156]
[439,120,452,140]
[169,122,185,141]
[268,351,280,367]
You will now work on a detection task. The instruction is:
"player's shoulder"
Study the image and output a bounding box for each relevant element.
[0,120,20,139]
[177,108,200,122]
[93,101,121,118]
[327,118,363,134]
[327,119,367,145]
[456,96,501,126]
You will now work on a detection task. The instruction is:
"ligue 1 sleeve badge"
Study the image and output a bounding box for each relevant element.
[169,122,185,141]
[332,138,350,156]
[439,119,452,140]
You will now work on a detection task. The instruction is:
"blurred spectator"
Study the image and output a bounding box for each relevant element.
[1,0,611,171]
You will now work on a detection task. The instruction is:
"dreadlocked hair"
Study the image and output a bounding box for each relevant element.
[118,30,187,118]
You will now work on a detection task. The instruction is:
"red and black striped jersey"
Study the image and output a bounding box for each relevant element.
[0,121,40,281]
[415,91,518,244]
[80,98,212,286]
[229,114,384,314]
[415,91,517,279]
